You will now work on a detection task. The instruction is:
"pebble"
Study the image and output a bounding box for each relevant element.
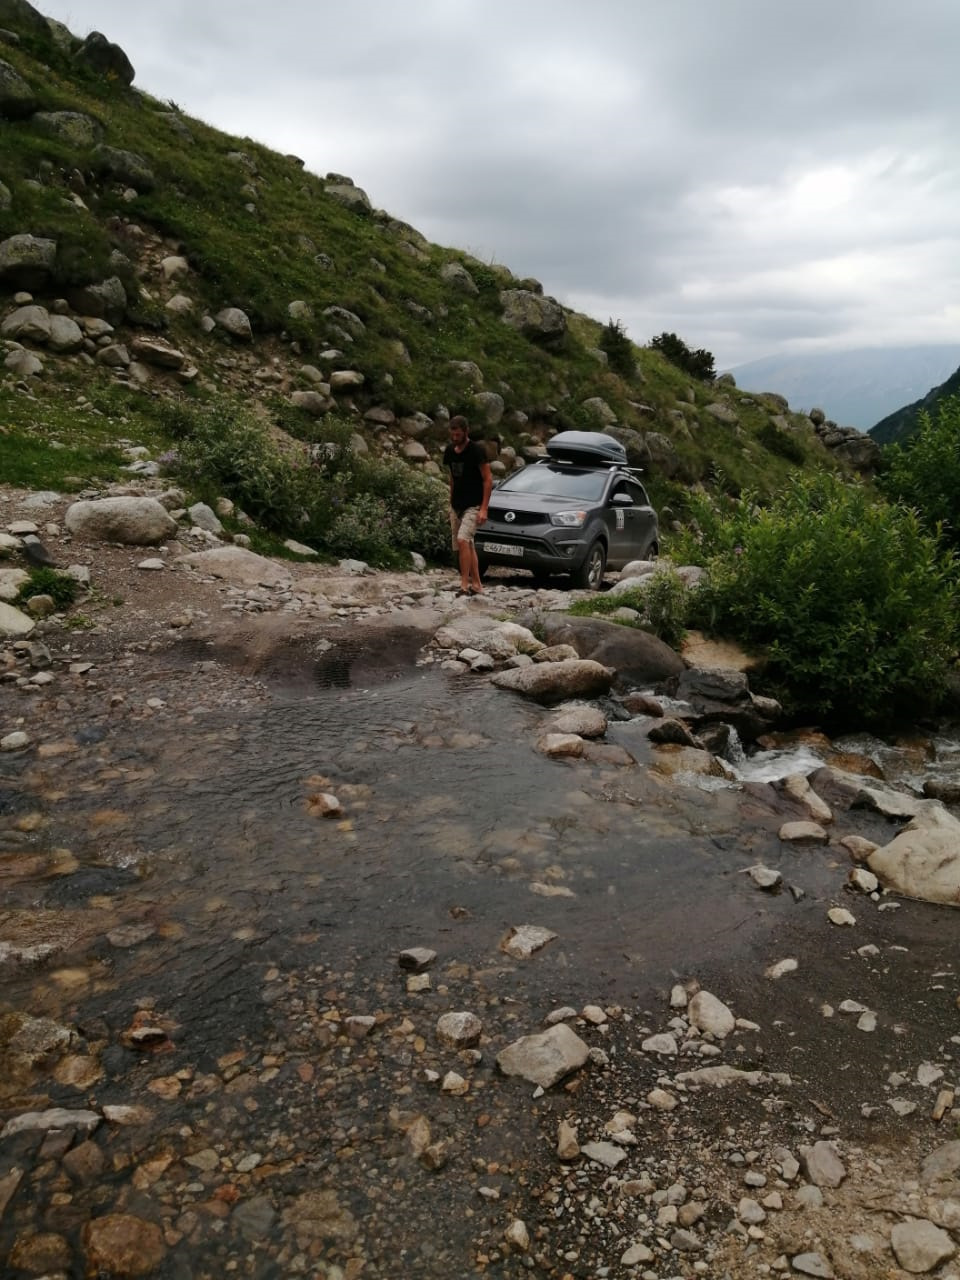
[766,958,798,979]
[827,907,856,926]
[791,1251,834,1278]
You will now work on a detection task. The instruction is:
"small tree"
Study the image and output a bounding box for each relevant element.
[599,318,636,380]
[650,331,716,382]
[878,395,960,549]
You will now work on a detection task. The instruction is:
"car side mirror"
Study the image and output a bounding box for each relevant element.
[611,493,632,506]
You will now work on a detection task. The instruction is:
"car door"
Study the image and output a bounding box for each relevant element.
[624,479,658,559]
[604,477,635,567]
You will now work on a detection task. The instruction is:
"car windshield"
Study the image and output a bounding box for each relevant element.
[496,465,607,501]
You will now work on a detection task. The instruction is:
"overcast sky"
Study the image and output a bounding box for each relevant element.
[39,0,960,368]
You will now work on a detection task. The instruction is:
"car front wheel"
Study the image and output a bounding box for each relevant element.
[571,540,606,590]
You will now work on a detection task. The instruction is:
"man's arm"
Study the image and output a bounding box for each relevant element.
[478,462,492,523]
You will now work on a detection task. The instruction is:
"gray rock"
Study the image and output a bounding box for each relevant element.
[74,30,135,85]
[0,0,50,39]
[799,1140,846,1188]
[175,547,291,588]
[920,1140,960,1185]
[436,1011,482,1047]
[540,613,685,686]
[324,181,371,212]
[688,990,735,1039]
[890,1220,955,1273]
[440,261,478,295]
[790,1252,834,1278]
[868,803,960,906]
[0,55,36,118]
[65,497,176,545]
[0,233,56,290]
[92,143,154,190]
[496,1023,590,1088]
[68,276,126,321]
[32,109,103,147]
[187,502,223,535]
[491,658,613,704]
[1,1108,101,1138]
[499,289,566,344]
[48,313,84,352]
[1,303,50,341]
[0,600,35,636]
[215,307,252,340]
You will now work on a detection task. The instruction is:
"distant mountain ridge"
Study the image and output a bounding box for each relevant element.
[870,363,960,445]
[728,346,960,431]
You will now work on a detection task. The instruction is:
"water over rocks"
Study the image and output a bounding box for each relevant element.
[4,483,960,1276]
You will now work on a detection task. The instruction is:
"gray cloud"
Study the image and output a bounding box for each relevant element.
[40,0,960,365]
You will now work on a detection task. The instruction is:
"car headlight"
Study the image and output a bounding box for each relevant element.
[549,510,588,528]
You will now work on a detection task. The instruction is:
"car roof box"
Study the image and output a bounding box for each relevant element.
[546,430,627,466]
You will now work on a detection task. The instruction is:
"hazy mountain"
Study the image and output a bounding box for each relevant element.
[870,363,960,445]
[728,346,960,430]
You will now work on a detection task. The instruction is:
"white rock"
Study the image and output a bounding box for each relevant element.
[765,958,798,979]
[496,1024,590,1088]
[688,990,735,1039]
[500,925,557,959]
[581,1141,627,1168]
[641,1033,678,1056]
[436,1011,482,1048]
[0,602,35,637]
[138,558,165,571]
[890,1219,955,1273]
[779,820,828,843]
[1,731,30,751]
[827,907,856,926]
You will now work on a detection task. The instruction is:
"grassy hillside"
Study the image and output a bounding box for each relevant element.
[1,6,854,561]
[870,363,960,445]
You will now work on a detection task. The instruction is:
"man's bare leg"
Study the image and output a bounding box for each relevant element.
[457,539,472,592]
[468,544,483,593]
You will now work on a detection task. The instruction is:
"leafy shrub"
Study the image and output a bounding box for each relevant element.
[165,398,449,567]
[599,319,636,380]
[16,567,80,610]
[878,396,960,549]
[649,332,716,381]
[689,471,959,725]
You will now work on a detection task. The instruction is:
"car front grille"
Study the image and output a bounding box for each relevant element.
[486,508,544,527]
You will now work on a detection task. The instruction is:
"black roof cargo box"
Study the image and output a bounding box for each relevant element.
[545,430,627,467]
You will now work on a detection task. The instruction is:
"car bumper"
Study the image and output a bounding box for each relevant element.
[474,528,590,574]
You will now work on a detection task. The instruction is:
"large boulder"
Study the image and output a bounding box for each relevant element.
[92,144,154,191]
[0,601,35,637]
[0,234,56,291]
[539,613,685,688]
[32,110,103,147]
[74,31,135,86]
[67,276,126,321]
[499,289,566,344]
[48,314,84,353]
[867,802,960,906]
[440,261,478,295]
[0,0,50,38]
[1,303,51,342]
[0,57,36,118]
[65,497,176,546]
[175,546,292,589]
[215,307,252,340]
[496,1024,590,1088]
[491,659,613,704]
[324,181,371,212]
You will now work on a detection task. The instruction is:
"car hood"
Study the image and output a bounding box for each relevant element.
[488,492,592,516]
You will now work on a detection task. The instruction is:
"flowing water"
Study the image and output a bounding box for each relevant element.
[3,661,960,1277]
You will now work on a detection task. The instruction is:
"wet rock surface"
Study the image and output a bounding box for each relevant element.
[3,487,960,1277]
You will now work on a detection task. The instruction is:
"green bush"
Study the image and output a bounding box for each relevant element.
[649,332,716,382]
[599,319,636,380]
[165,398,449,567]
[16,567,80,610]
[689,471,960,725]
[878,396,960,548]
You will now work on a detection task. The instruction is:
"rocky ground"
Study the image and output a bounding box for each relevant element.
[4,483,960,1280]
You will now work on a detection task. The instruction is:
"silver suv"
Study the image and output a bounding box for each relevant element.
[475,431,659,589]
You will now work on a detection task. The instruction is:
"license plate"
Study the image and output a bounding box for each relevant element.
[484,542,524,557]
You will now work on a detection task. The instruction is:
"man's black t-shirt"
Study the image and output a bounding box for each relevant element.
[443,440,487,514]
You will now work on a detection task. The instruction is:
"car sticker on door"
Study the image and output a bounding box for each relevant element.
[615,508,625,530]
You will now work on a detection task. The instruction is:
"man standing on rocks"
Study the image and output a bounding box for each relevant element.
[443,415,492,596]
